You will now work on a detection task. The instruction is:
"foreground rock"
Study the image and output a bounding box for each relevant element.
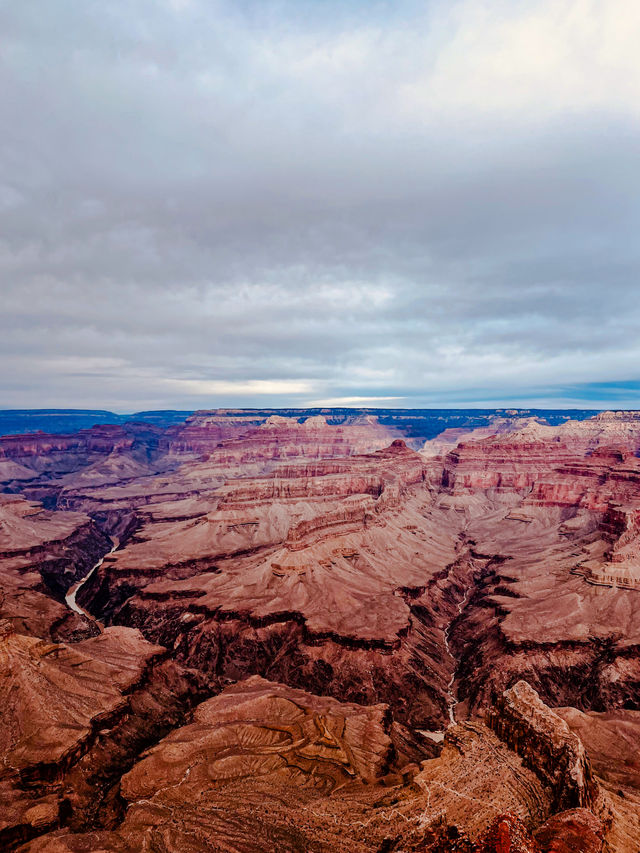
[486,681,599,812]
[22,678,612,852]
[1,411,640,850]
[556,707,640,852]
[0,620,163,848]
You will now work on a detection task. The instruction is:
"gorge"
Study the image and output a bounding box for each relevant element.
[1,408,639,852]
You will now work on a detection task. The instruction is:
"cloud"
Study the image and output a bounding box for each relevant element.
[0,0,639,410]
[307,396,404,407]
[163,379,315,396]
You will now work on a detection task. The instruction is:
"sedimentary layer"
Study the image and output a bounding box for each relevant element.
[1,410,640,850]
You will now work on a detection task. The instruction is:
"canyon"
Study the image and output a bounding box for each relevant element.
[1,409,640,851]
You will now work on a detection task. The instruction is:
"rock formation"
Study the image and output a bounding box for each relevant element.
[15,677,613,852]
[0,409,640,850]
[486,682,599,811]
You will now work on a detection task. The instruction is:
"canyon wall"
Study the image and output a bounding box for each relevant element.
[1,410,640,851]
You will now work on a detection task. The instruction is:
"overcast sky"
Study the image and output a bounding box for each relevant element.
[1,0,639,411]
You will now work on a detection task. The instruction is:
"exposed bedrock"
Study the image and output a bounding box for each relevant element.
[5,412,640,851]
[474,810,605,853]
[112,552,481,729]
[73,416,640,730]
[486,681,600,812]
[0,495,113,641]
[446,548,640,718]
[159,411,399,459]
[63,438,472,727]
[81,508,140,543]
[0,619,210,851]
[18,677,611,853]
[440,416,640,513]
[450,607,640,722]
[34,524,112,602]
[0,423,166,483]
[0,494,111,595]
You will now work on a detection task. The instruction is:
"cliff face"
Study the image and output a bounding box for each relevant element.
[486,682,599,812]
[0,424,165,479]
[2,411,640,851]
[159,411,399,459]
[0,620,166,848]
[441,423,640,513]
[15,678,609,853]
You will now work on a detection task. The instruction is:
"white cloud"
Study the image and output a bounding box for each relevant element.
[397,0,640,121]
[307,396,404,407]
[163,379,315,396]
[0,0,638,409]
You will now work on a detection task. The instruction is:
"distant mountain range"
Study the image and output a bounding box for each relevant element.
[0,406,601,442]
[0,409,194,435]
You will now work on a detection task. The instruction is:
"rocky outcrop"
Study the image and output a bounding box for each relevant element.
[3,410,640,851]
[486,682,599,812]
[0,423,165,481]
[159,411,399,460]
[20,680,602,853]
[123,675,394,794]
[474,810,605,853]
[0,621,165,848]
[475,814,538,853]
[439,417,640,533]
[533,809,605,853]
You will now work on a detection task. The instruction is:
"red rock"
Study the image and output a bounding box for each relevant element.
[0,620,163,847]
[476,814,537,853]
[486,682,599,812]
[534,808,605,852]
[0,494,111,639]
[2,411,640,851]
[21,678,587,853]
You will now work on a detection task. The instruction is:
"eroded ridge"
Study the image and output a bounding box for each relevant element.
[14,677,620,852]
[1,410,640,850]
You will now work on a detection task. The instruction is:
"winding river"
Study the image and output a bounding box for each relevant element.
[65,539,118,626]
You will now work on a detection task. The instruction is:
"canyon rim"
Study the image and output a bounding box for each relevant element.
[1,409,640,851]
[2,0,640,849]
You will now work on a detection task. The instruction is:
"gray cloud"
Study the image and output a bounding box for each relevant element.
[1,0,639,410]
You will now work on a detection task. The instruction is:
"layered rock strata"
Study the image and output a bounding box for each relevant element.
[19,678,608,853]
[486,681,599,811]
[0,411,639,850]
[0,620,164,848]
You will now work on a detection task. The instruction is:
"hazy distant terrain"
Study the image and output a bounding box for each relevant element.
[0,409,195,435]
[0,407,600,442]
[3,409,640,851]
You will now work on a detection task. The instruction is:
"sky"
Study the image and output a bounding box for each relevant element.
[1,0,639,412]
